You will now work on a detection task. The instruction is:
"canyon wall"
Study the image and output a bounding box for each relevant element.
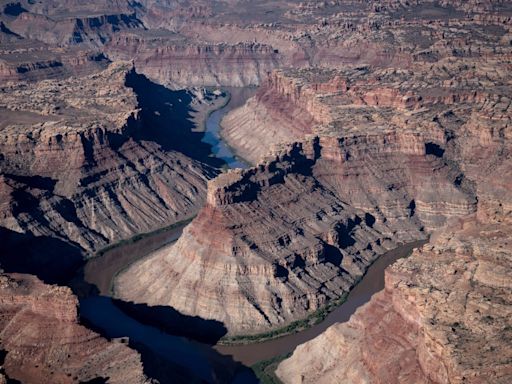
[0,62,216,257]
[0,2,510,381]
[115,0,511,339]
[0,272,150,383]
[276,217,512,384]
[106,34,281,88]
[115,130,476,335]
[4,0,510,88]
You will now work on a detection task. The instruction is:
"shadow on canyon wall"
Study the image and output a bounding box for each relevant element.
[125,70,226,168]
[0,227,83,284]
[0,228,257,383]
[112,299,227,345]
[79,292,257,384]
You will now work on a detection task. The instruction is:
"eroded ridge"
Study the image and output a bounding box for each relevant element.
[276,217,512,384]
[116,130,477,335]
[0,62,215,255]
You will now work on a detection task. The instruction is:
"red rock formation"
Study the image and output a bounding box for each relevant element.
[106,33,281,88]
[0,62,216,253]
[5,4,142,46]
[114,4,512,337]
[276,217,512,384]
[0,1,510,380]
[115,131,476,334]
[0,273,149,383]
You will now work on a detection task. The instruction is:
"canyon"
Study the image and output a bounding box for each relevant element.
[0,272,149,384]
[0,60,220,285]
[0,1,511,383]
[276,216,512,384]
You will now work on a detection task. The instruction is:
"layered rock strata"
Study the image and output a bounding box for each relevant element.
[222,35,511,162]
[0,273,149,383]
[106,32,281,89]
[276,217,512,384]
[3,0,511,88]
[115,0,511,341]
[0,62,216,254]
[116,131,476,335]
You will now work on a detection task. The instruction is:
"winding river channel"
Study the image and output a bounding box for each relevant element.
[77,88,426,382]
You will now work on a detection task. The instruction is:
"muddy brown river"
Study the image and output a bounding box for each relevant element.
[83,220,425,366]
[215,239,426,365]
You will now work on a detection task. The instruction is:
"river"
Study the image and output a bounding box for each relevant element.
[201,87,256,168]
[215,239,426,365]
[78,88,426,382]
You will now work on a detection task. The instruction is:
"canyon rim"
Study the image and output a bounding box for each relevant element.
[0,1,511,383]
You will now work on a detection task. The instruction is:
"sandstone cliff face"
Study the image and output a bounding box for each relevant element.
[276,217,512,384]
[114,0,511,337]
[106,32,281,88]
[5,0,509,89]
[0,1,510,381]
[219,71,324,163]
[115,131,476,335]
[0,35,110,83]
[0,273,149,384]
[6,10,143,47]
[0,62,216,254]
[219,0,511,160]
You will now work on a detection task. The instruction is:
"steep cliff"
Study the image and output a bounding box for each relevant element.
[0,62,216,256]
[115,131,476,335]
[106,31,281,88]
[0,273,150,384]
[115,11,511,335]
[219,1,511,161]
[276,217,512,384]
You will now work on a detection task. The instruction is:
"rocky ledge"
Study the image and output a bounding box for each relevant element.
[0,273,149,383]
[115,130,476,335]
[276,216,512,384]
[0,62,216,257]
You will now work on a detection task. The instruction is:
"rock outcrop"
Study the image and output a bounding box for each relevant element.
[115,0,511,339]
[106,33,281,88]
[276,217,512,384]
[115,130,476,335]
[0,62,216,255]
[0,273,149,383]
[0,1,511,381]
[6,9,143,47]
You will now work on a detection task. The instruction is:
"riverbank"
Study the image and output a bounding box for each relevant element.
[252,353,290,384]
[217,240,426,347]
[215,239,427,365]
[83,217,195,296]
[218,294,348,346]
[201,87,257,168]
[190,89,230,133]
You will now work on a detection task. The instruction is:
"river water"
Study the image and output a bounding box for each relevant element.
[78,88,426,382]
[201,87,256,168]
[215,239,426,365]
